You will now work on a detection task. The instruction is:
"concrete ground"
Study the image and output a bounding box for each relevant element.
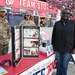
[52,63,75,75]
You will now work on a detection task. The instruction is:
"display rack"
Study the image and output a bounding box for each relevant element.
[11,26,40,66]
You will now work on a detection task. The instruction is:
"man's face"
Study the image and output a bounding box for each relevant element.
[0,11,5,18]
[61,9,70,20]
[25,15,31,20]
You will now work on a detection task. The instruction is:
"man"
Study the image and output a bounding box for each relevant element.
[0,6,11,55]
[52,8,75,75]
[19,11,36,26]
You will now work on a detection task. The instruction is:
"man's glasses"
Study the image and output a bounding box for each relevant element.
[62,12,70,14]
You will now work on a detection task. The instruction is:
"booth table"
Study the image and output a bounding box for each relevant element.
[0,52,55,75]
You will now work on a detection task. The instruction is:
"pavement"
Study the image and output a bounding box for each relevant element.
[52,63,75,75]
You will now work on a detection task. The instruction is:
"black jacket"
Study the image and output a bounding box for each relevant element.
[52,20,75,52]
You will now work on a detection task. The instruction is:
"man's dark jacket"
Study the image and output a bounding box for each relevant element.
[52,20,75,52]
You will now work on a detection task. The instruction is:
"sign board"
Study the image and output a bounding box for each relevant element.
[0,0,58,12]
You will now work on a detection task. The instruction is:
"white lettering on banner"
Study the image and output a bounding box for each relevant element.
[40,3,43,10]
[19,0,49,11]
[23,0,26,7]
[37,3,40,10]
[20,0,36,8]
[6,0,14,5]
[20,54,56,75]
[27,1,31,7]
[1,0,57,12]
[31,2,35,8]
[36,2,49,10]
[20,0,22,6]
[43,4,46,10]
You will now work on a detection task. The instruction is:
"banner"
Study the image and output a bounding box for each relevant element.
[0,0,57,12]
[20,54,56,75]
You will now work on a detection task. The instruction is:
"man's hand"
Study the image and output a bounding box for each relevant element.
[72,49,75,54]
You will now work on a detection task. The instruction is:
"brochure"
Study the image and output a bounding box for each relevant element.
[0,67,8,75]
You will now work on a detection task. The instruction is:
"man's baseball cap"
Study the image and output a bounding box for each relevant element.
[25,11,31,16]
[0,6,6,12]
